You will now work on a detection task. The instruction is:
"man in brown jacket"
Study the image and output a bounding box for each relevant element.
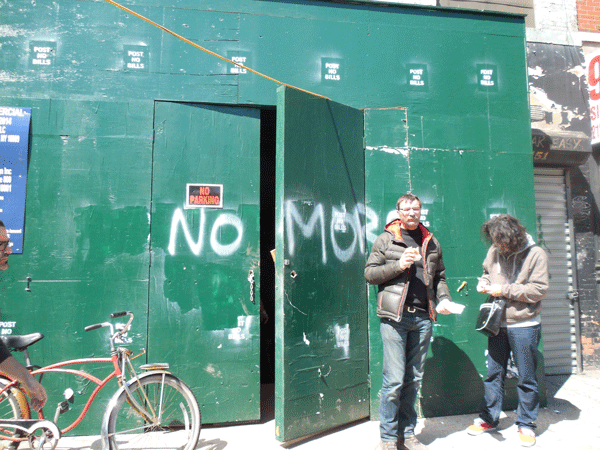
[365,194,452,450]
[467,214,549,447]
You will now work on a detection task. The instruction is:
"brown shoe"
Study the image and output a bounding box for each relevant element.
[400,436,429,450]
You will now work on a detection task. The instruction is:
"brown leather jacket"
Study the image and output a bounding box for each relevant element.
[364,220,451,322]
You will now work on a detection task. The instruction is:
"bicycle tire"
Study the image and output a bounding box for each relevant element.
[0,377,30,448]
[106,373,201,450]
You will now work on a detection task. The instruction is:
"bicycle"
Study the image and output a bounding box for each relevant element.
[0,311,201,450]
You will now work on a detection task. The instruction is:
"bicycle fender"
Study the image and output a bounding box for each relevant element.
[99,371,173,450]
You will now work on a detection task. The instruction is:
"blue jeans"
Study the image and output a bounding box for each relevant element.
[480,324,541,430]
[379,313,433,443]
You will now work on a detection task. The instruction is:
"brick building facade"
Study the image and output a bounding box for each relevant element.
[577,0,600,32]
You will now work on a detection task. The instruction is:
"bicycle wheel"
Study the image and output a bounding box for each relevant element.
[0,377,29,449]
[106,373,201,450]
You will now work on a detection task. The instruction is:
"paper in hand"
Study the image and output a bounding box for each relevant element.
[436,299,466,315]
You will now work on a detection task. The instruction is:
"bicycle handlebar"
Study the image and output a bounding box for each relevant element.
[84,312,134,351]
[84,323,106,332]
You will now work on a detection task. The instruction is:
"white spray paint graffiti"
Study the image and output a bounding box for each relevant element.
[286,202,327,263]
[285,200,397,263]
[168,207,244,256]
[210,213,244,256]
[167,201,399,261]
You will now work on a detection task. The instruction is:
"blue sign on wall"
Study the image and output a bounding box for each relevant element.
[0,107,31,254]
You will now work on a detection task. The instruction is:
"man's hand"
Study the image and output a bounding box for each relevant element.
[476,279,489,293]
[478,283,503,297]
[399,247,420,271]
[23,377,47,412]
[0,356,47,412]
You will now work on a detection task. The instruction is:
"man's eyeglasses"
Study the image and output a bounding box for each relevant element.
[399,207,421,213]
[0,241,10,252]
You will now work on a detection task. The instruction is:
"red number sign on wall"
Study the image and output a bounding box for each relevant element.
[590,54,600,101]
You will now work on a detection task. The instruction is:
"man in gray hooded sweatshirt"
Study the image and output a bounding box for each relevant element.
[467,214,549,448]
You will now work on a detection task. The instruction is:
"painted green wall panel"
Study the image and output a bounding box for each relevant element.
[1,0,533,436]
[275,87,369,442]
[0,97,153,434]
[2,1,526,118]
[364,122,541,418]
[148,102,261,423]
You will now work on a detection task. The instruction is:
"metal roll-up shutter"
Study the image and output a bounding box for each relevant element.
[534,168,578,375]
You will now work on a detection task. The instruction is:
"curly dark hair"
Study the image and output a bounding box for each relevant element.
[0,220,4,228]
[481,214,528,254]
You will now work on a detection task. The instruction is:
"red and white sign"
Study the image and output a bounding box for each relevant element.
[587,50,600,145]
[185,183,223,209]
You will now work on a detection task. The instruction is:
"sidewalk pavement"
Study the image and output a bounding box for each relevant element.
[44,369,600,450]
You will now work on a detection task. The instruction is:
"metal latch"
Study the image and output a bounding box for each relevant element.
[248,270,255,304]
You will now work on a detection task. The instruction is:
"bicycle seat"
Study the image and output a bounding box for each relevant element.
[0,333,44,351]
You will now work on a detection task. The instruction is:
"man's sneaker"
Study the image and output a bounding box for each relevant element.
[466,418,496,435]
[380,441,397,450]
[400,436,429,450]
[518,427,536,447]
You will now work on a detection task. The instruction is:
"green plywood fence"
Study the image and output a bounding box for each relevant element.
[364,108,545,419]
[0,0,533,436]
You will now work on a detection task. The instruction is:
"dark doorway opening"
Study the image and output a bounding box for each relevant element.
[260,108,276,420]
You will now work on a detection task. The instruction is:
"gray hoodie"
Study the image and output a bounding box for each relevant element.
[479,234,549,325]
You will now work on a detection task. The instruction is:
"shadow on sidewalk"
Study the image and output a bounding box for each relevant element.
[417,372,581,446]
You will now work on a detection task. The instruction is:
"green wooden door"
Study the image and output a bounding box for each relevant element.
[274,87,369,442]
[148,101,261,423]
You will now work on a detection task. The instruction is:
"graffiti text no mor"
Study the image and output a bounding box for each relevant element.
[168,201,382,261]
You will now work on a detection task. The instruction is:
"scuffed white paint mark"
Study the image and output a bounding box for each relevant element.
[303,332,310,346]
[333,324,350,349]
[0,71,28,83]
[316,392,325,414]
[366,146,410,157]
[0,25,20,37]
[286,291,307,316]
[204,364,223,378]
[333,323,350,358]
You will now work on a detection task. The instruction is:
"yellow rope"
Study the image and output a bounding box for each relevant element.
[104,0,330,100]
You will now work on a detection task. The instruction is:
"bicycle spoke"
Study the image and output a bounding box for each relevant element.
[107,374,200,450]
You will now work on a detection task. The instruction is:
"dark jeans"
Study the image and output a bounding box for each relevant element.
[379,313,432,442]
[480,324,542,431]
